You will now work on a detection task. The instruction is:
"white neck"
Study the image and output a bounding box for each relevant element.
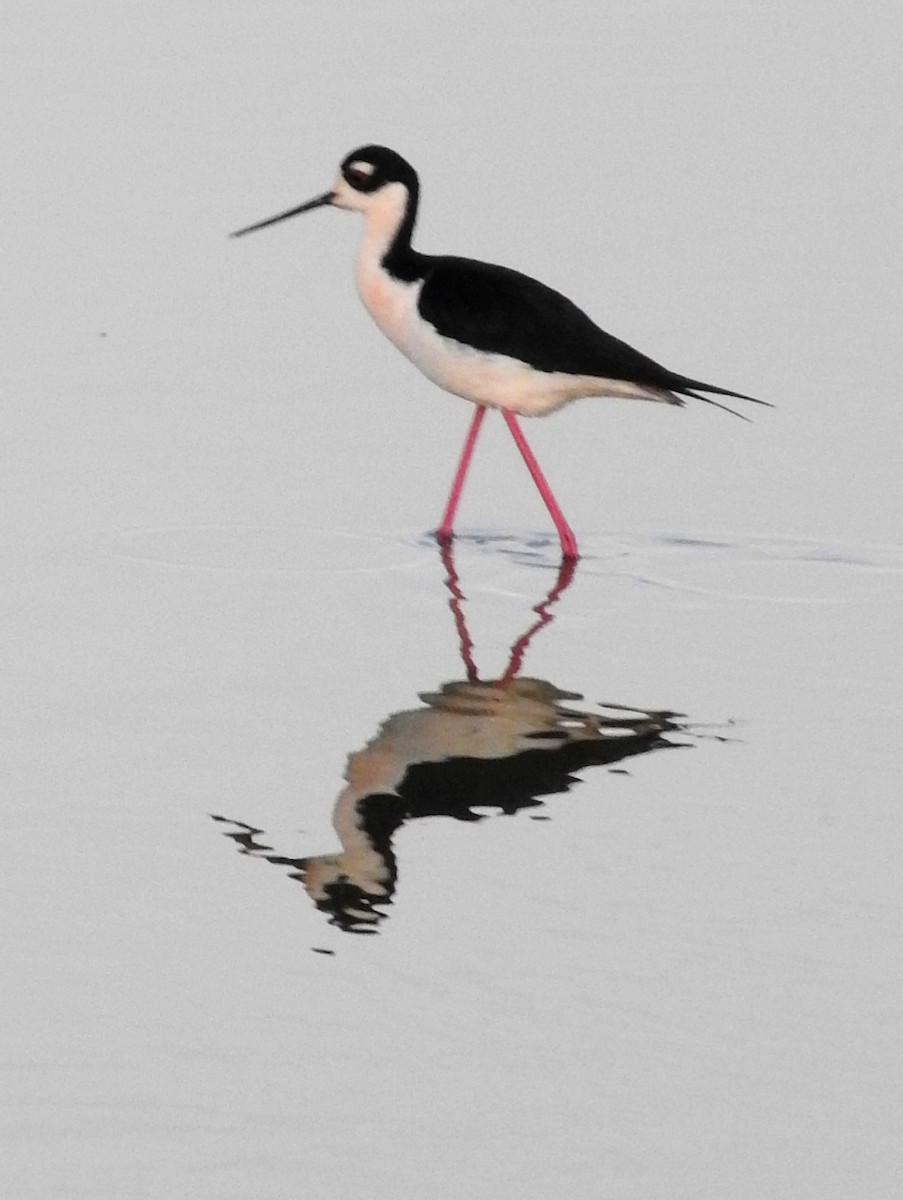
[355,181,411,273]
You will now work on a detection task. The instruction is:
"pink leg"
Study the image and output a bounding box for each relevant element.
[500,554,578,683]
[502,411,579,560]
[438,539,479,683]
[436,406,487,542]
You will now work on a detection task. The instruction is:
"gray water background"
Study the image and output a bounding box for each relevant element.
[4,3,901,1197]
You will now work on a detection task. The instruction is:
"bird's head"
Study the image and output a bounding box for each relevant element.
[333,145,418,212]
[230,145,418,237]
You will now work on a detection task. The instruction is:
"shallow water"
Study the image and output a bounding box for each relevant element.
[6,525,900,1197]
[6,1,903,1196]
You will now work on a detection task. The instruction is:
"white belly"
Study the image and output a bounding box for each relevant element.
[356,263,674,417]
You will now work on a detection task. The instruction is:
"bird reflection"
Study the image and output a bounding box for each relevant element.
[214,544,686,934]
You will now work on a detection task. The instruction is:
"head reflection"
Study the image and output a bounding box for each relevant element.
[214,544,686,934]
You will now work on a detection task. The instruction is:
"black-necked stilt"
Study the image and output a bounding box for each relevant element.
[232,145,768,560]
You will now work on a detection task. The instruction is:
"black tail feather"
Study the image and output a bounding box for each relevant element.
[668,376,771,421]
[677,377,772,407]
[681,390,752,421]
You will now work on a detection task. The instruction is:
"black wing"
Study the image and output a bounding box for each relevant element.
[417,256,767,410]
[417,257,675,382]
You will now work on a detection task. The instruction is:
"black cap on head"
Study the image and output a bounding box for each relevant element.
[340,145,419,193]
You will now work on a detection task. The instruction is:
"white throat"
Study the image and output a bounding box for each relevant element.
[349,180,421,352]
[354,181,411,272]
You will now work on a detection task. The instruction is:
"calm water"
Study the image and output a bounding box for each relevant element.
[6,2,901,1197]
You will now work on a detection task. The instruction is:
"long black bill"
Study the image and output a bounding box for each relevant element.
[229,191,334,238]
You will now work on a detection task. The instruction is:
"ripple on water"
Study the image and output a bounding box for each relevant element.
[97,525,423,576]
[97,524,903,600]
[593,531,903,604]
[414,528,903,604]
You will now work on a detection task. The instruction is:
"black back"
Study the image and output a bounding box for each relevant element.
[417,256,680,384]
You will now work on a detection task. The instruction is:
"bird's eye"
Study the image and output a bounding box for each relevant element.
[346,166,372,188]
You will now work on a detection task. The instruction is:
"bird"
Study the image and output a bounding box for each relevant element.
[231,145,769,560]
